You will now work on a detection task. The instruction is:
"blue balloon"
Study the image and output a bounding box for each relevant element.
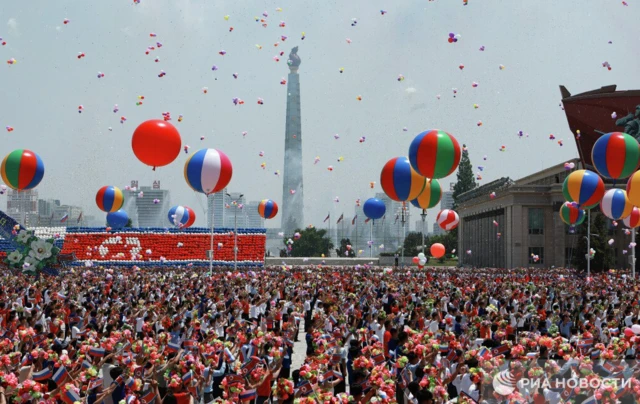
[106,210,129,229]
[363,198,386,220]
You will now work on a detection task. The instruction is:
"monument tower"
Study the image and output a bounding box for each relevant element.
[282,47,304,235]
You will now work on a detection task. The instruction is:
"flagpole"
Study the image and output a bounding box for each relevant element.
[355,218,358,257]
[369,220,373,258]
[328,211,331,257]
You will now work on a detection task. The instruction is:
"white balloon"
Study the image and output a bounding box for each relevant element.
[418,253,426,259]
[632,324,640,335]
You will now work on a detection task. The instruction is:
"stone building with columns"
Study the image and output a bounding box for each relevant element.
[456,158,631,269]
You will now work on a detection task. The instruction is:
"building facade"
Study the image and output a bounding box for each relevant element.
[281,47,304,235]
[6,189,38,227]
[456,158,632,269]
[132,181,171,228]
[245,201,265,228]
[207,189,226,229]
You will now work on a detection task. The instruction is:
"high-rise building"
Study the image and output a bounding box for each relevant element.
[281,46,304,235]
[223,193,246,228]
[53,205,83,227]
[207,189,227,229]
[6,189,38,227]
[132,181,171,227]
[245,201,265,228]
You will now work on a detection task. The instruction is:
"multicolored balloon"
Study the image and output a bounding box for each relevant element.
[600,189,633,220]
[410,178,442,210]
[436,209,459,231]
[168,205,196,228]
[626,170,640,207]
[623,207,640,228]
[258,199,278,219]
[106,210,129,229]
[559,202,585,225]
[591,132,640,180]
[184,148,233,195]
[408,130,461,179]
[96,186,124,213]
[380,156,425,202]
[363,198,386,220]
[562,169,605,209]
[1,149,44,190]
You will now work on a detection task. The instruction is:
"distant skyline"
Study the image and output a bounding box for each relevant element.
[1,0,638,228]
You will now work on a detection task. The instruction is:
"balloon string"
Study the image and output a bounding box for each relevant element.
[152,166,156,171]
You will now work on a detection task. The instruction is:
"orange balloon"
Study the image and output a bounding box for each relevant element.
[132,120,182,169]
[430,243,445,258]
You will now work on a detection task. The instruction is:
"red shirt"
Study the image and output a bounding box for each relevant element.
[257,373,273,397]
[174,392,190,404]
[383,330,392,358]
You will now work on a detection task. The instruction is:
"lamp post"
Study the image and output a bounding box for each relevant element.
[226,193,244,271]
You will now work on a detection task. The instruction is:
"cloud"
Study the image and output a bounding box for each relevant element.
[7,18,18,35]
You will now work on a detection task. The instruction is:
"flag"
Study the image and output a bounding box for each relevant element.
[140,389,156,404]
[182,340,197,350]
[125,377,135,389]
[77,212,83,224]
[323,370,344,382]
[182,371,193,385]
[55,292,67,300]
[352,215,357,225]
[240,356,262,375]
[88,378,103,391]
[331,353,343,364]
[239,389,257,401]
[439,345,450,353]
[52,366,69,386]
[329,315,337,325]
[60,214,69,223]
[61,388,81,404]
[227,374,245,385]
[609,327,619,335]
[447,349,458,362]
[81,360,93,369]
[32,367,53,381]
[336,214,344,224]
[166,342,181,353]
[590,350,601,359]
[32,334,46,346]
[478,347,491,360]
[297,380,313,396]
[323,213,330,223]
[561,384,575,401]
[491,344,510,357]
[582,396,598,404]
[89,347,106,357]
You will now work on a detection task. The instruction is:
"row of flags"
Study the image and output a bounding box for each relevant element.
[323,213,400,225]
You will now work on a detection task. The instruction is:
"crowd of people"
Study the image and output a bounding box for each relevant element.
[0,266,640,403]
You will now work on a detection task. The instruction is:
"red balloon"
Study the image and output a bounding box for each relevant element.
[447,38,454,43]
[430,243,446,258]
[412,256,419,264]
[132,120,182,169]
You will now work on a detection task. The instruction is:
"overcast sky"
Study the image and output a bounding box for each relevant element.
[1,0,638,228]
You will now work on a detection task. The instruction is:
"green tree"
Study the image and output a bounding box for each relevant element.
[403,231,427,257]
[125,218,133,228]
[335,238,355,257]
[452,145,478,210]
[572,211,613,272]
[282,227,334,257]
[430,232,457,255]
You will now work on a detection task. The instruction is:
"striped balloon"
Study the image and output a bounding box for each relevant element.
[258,199,278,219]
[380,156,425,202]
[626,170,640,207]
[562,169,605,209]
[559,202,585,225]
[600,189,633,220]
[410,178,443,210]
[1,149,44,190]
[184,149,233,195]
[95,186,124,213]
[436,209,459,231]
[408,130,461,179]
[591,132,640,180]
[168,205,195,228]
[624,207,640,228]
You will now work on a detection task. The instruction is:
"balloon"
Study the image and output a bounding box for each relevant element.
[258,199,278,219]
[184,148,233,195]
[633,324,640,335]
[436,209,459,231]
[363,198,386,220]
[410,178,442,210]
[0,149,44,190]
[96,186,124,213]
[559,202,585,225]
[294,232,301,240]
[562,169,605,209]
[591,132,640,180]
[408,130,461,179]
[626,170,640,207]
[106,210,129,229]
[132,120,182,169]
[418,252,425,259]
[419,258,427,266]
[600,189,633,220]
[168,205,195,228]
[380,156,425,201]
[624,207,640,228]
[430,243,445,258]
[412,257,419,264]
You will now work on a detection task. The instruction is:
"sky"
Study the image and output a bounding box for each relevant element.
[0,0,639,229]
